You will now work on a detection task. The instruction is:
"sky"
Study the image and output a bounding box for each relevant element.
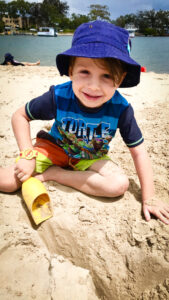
[7,0,169,20]
[65,0,169,19]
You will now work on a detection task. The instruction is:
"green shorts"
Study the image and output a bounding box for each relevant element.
[35,152,110,173]
[16,136,110,173]
[16,151,110,173]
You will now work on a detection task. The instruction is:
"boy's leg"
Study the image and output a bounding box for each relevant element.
[0,165,22,192]
[35,159,129,198]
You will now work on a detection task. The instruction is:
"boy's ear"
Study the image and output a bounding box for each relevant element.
[118,72,127,87]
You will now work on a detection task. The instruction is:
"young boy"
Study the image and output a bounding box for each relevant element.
[0,21,168,224]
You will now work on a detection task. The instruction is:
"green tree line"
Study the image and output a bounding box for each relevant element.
[115,9,169,36]
[0,1,168,36]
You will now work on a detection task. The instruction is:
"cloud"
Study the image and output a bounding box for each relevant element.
[153,0,169,10]
[66,0,169,19]
[8,0,168,19]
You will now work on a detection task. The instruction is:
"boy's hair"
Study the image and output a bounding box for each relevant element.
[69,56,127,86]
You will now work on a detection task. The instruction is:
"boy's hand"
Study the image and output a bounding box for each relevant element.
[143,197,169,225]
[14,158,36,182]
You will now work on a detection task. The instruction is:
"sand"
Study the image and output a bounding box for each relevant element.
[0,65,169,300]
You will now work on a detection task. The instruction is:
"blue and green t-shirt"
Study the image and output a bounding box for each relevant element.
[25,81,143,159]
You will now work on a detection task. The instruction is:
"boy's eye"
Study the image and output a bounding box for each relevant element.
[79,70,89,74]
[103,73,111,79]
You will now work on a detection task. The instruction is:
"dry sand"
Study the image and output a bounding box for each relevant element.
[0,65,169,300]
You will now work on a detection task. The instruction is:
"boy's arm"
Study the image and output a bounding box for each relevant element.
[129,143,169,224]
[11,87,56,182]
[12,105,33,150]
[11,105,36,182]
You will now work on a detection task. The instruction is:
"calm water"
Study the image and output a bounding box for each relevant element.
[0,35,169,73]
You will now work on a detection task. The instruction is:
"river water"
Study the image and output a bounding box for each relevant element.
[0,35,169,73]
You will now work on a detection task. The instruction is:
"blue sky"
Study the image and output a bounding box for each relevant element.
[65,0,169,19]
[7,0,169,19]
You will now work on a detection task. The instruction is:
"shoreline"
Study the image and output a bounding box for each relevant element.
[0,65,169,75]
[1,32,168,37]
[0,32,74,36]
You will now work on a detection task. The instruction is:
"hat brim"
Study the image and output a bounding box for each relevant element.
[56,43,141,88]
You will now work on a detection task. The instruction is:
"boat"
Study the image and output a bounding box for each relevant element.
[37,27,57,37]
[125,25,138,38]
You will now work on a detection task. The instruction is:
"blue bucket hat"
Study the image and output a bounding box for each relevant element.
[56,20,141,88]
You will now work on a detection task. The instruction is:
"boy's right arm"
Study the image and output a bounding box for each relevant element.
[11,105,36,182]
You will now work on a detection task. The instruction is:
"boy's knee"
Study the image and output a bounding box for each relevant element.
[0,167,21,193]
[2,181,20,193]
[107,173,129,197]
[118,174,129,195]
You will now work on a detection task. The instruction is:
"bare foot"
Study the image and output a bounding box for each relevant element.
[34,165,61,182]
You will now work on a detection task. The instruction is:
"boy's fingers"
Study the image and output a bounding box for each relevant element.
[14,167,19,174]
[157,212,169,225]
[14,167,24,175]
[19,174,29,183]
[16,171,24,178]
[161,208,169,220]
[15,170,30,182]
[144,205,169,225]
[143,207,151,221]
[165,205,169,213]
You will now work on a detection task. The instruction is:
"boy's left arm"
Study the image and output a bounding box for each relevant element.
[129,143,169,224]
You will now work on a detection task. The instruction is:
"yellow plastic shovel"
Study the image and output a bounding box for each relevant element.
[22,177,53,225]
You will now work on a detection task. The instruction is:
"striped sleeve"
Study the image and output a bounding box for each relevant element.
[118,104,144,147]
[25,85,56,120]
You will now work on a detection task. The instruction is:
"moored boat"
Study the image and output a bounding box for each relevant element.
[125,25,138,38]
[37,27,57,37]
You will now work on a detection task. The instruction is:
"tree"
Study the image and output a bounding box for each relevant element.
[29,2,42,28]
[43,0,68,16]
[4,0,30,18]
[0,18,4,32]
[145,9,156,28]
[29,0,69,28]
[6,1,19,18]
[135,9,169,35]
[15,0,30,17]
[88,4,110,21]
[0,1,7,17]
[36,0,69,27]
[57,16,70,30]
[115,15,126,28]
[115,13,137,28]
[69,13,90,30]
[155,10,169,35]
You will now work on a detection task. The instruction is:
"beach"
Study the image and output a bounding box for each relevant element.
[0,65,169,299]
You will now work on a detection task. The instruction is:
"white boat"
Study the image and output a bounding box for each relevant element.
[37,27,57,37]
[125,25,138,38]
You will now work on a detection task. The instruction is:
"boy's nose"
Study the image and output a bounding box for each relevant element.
[87,76,100,90]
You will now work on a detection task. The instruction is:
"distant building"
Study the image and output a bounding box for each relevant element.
[2,13,30,30]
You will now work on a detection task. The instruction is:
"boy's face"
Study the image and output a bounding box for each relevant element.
[69,57,123,109]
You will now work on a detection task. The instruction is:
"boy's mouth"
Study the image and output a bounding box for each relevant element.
[82,92,102,101]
